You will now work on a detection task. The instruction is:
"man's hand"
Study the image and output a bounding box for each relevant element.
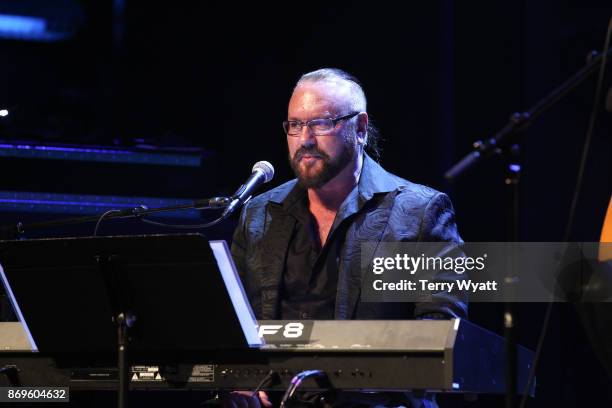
[221,391,273,408]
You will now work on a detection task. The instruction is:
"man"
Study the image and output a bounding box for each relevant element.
[229,68,467,407]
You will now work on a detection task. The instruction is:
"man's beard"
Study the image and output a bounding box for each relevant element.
[289,136,356,189]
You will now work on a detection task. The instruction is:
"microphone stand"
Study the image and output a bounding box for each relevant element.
[444,46,612,408]
[445,47,611,182]
[0,196,231,240]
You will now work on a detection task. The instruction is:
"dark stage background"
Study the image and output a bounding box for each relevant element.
[0,0,611,407]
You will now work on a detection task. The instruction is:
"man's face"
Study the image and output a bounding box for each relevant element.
[287,81,358,189]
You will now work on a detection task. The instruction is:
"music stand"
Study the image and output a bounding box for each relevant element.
[0,233,261,408]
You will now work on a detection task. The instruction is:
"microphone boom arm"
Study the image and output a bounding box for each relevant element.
[0,196,231,240]
[445,46,612,181]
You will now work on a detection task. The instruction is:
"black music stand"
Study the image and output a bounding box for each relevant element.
[0,234,261,408]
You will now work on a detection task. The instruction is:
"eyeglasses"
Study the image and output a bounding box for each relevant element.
[283,112,360,136]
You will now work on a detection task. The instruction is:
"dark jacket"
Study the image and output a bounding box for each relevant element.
[231,154,468,320]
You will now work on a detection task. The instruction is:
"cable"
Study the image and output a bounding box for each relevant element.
[93,209,122,236]
[93,205,149,236]
[518,16,612,408]
[139,215,227,230]
[280,370,326,408]
[251,370,279,398]
[94,201,232,234]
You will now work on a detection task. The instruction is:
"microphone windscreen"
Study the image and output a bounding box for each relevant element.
[252,161,274,183]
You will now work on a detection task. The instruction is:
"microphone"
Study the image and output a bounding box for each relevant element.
[222,161,274,218]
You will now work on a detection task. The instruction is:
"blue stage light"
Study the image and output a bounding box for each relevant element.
[0,13,71,41]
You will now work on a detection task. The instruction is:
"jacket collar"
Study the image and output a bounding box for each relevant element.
[260,154,405,319]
